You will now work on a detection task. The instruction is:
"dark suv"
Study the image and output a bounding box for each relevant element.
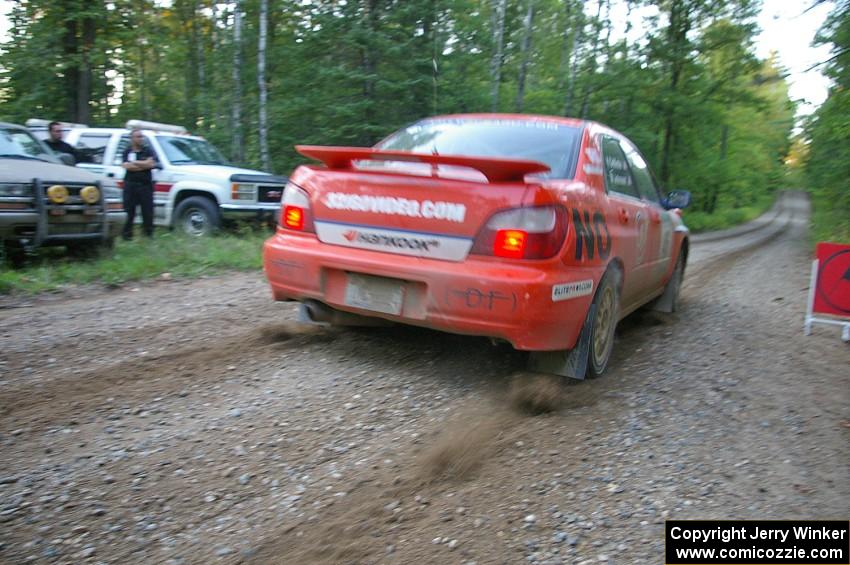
[0,122,125,259]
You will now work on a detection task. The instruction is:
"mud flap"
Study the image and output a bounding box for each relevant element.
[528,304,596,380]
[653,256,683,313]
[652,281,676,313]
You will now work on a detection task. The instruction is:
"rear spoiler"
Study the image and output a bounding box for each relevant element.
[295,145,550,183]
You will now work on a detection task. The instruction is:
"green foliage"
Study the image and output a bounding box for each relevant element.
[805,0,850,244]
[1,0,799,225]
[682,194,772,233]
[0,229,267,295]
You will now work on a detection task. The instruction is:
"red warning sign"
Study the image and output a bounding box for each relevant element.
[813,242,850,317]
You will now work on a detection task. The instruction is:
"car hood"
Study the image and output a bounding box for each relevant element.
[168,164,275,180]
[0,158,101,184]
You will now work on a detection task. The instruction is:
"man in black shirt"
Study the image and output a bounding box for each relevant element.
[44,121,78,164]
[121,128,158,239]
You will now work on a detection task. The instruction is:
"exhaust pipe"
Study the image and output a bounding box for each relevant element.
[298,299,393,327]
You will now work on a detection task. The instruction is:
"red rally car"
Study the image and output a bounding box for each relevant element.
[263,114,691,379]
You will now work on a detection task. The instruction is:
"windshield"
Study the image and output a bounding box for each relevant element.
[376,118,583,179]
[0,127,51,160]
[157,135,229,166]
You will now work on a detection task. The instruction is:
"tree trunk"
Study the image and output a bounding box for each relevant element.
[562,5,583,116]
[231,0,244,163]
[139,42,148,119]
[515,0,535,112]
[557,1,573,93]
[76,15,95,124]
[578,0,606,118]
[659,0,689,186]
[361,0,378,142]
[490,0,508,111]
[258,0,270,171]
[63,11,78,120]
[194,0,206,131]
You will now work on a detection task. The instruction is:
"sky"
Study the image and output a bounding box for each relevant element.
[0,0,837,119]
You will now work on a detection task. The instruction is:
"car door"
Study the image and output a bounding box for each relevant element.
[599,134,655,308]
[619,138,673,291]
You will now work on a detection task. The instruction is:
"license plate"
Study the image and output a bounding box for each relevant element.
[344,274,404,316]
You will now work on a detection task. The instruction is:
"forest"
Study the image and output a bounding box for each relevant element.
[0,0,847,238]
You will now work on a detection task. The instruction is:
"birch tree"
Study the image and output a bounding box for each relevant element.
[515,0,535,112]
[490,0,508,111]
[231,0,244,163]
[257,0,270,171]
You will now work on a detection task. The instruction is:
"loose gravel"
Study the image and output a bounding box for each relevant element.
[0,192,846,564]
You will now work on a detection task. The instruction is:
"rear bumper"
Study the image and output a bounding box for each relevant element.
[263,230,598,351]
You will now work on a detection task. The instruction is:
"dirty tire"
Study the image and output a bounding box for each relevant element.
[588,268,620,377]
[665,252,685,312]
[174,196,220,237]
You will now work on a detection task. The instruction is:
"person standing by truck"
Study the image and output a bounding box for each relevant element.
[121,128,158,239]
[44,121,79,164]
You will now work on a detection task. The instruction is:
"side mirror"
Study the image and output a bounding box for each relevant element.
[663,189,691,210]
[58,153,76,167]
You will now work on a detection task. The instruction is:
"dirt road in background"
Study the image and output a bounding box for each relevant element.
[0,192,846,564]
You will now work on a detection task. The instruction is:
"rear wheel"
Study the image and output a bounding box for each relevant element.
[174,196,220,237]
[588,270,620,377]
[528,267,621,379]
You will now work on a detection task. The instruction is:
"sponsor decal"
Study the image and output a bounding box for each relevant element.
[448,287,517,311]
[572,209,611,260]
[342,229,440,252]
[552,279,594,302]
[315,221,473,261]
[324,192,466,223]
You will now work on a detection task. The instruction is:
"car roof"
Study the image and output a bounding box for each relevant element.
[68,127,205,140]
[420,113,588,129]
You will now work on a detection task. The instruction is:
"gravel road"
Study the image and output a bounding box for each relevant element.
[0,191,846,565]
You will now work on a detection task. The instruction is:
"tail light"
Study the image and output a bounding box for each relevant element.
[280,182,315,233]
[471,206,568,260]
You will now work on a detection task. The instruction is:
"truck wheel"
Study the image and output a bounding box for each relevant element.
[2,241,27,267]
[174,196,220,237]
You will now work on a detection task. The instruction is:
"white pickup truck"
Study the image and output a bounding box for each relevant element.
[31,119,287,236]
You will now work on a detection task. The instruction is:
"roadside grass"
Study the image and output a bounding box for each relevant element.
[809,192,850,245]
[0,227,269,295]
[682,195,773,233]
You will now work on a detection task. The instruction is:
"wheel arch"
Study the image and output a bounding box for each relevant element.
[605,256,625,292]
[173,188,219,208]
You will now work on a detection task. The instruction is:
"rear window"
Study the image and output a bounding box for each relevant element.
[377,118,582,179]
